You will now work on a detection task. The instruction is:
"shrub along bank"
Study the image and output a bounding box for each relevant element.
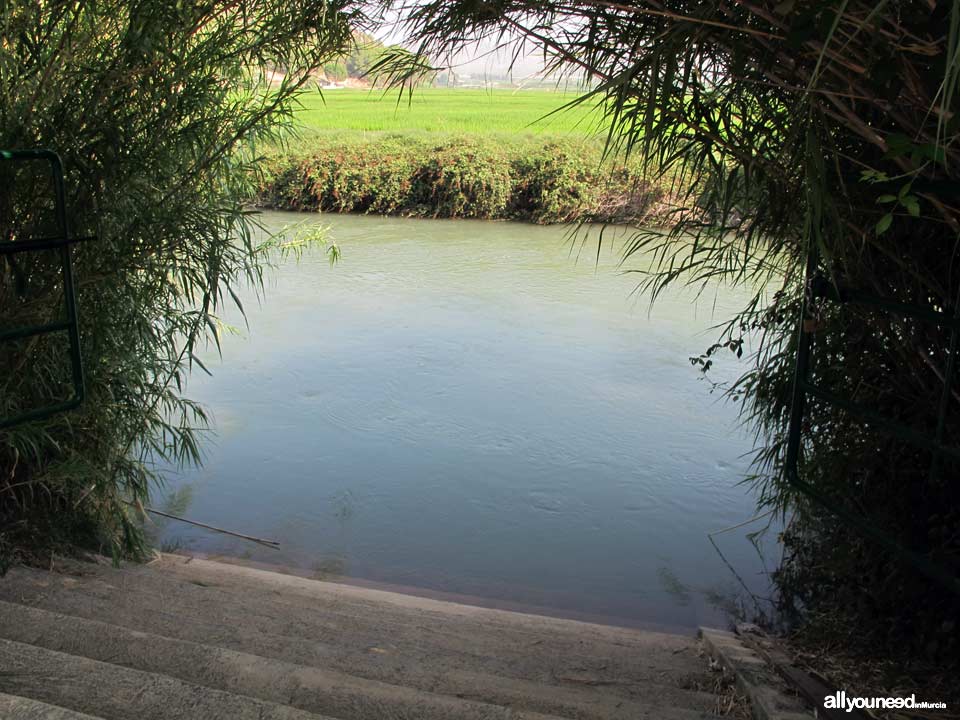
[256,134,669,224]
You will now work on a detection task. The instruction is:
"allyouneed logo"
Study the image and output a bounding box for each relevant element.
[824,691,947,713]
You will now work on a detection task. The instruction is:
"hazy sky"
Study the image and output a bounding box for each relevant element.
[374,18,549,79]
[446,38,549,78]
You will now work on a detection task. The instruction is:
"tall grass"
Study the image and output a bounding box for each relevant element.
[378,0,960,667]
[0,0,351,566]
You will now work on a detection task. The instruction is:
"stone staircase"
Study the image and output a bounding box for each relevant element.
[0,554,730,719]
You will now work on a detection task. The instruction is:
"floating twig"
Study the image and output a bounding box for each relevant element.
[134,504,281,549]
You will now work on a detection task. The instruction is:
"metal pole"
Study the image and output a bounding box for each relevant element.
[50,153,86,404]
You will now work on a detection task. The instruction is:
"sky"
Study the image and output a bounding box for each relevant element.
[443,39,547,79]
[373,16,549,79]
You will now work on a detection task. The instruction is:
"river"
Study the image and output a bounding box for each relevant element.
[157,211,777,632]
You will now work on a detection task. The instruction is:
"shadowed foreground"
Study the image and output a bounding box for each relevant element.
[0,554,732,719]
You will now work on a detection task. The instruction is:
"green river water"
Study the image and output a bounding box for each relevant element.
[159,211,776,632]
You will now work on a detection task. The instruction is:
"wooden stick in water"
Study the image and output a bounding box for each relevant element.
[141,506,281,548]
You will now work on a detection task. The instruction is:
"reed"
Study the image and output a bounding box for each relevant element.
[377,0,960,664]
[0,0,352,565]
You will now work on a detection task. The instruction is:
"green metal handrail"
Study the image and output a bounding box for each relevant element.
[1,149,94,429]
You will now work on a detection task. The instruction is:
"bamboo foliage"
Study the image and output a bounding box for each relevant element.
[0,0,355,563]
[376,0,960,655]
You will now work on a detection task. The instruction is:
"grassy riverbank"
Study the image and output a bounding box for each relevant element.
[256,89,670,224]
[258,134,667,223]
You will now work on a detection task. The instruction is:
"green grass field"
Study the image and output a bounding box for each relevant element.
[292,88,605,137]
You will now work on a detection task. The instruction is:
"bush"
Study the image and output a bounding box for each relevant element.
[257,134,667,224]
[378,0,960,669]
[0,0,354,564]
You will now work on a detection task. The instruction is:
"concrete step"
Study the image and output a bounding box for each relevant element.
[0,638,335,720]
[161,556,697,661]
[0,692,104,720]
[7,556,706,685]
[0,599,562,720]
[0,561,721,720]
[155,555,694,659]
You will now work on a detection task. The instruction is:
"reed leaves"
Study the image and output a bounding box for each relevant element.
[377,0,960,659]
[0,0,355,563]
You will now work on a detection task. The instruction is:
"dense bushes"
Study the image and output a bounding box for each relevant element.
[0,0,352,565]
[381,0,960,672]
[258,134,666,224]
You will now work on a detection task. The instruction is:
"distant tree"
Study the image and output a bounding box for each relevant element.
[323,30,388,80]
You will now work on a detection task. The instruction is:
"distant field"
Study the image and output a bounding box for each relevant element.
[292,88,606,137]
[266,88,664,225]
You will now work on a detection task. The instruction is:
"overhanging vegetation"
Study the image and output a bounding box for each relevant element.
[375,0,960,666]
[0,0,350,565]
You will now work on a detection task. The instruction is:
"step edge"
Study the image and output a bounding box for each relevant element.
[0,598,571,720]
[0,691,106,720]
[0,637,336,720]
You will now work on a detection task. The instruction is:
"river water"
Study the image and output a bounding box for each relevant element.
[158,211,777,632]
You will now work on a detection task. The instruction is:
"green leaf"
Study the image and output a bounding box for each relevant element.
[876,194,896,204]
[860,169,890,184]
[876,213,893,234]
[902,196,920,217]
